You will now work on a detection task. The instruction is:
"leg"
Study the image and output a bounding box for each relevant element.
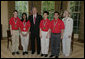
[36,34,41,54]
[20,33,25,52]
[50,33,55,55]
[25,33,29,51]
[62,37,66,55]
[15,31,19,52]
[65,38,71,56]
[30,33,35,53]
[11,31,16,52]
[56,34,61,56]
[41,31,45,54]
[45,38,49,54]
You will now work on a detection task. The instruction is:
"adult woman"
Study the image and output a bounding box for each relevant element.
[19,13,30,55]
[62,10,73,57]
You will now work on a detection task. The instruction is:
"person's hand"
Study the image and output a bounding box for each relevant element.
[68,35,71,38]
[11,30,13,36]
[61,36,63,39]
[40,34,42,38]
[46,35,48,39]
[23,34,27,37]
[46,33,49,39]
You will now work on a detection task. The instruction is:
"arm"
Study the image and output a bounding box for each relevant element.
[10,25,12,35]
[40,28,42,38]
[61,29,64,39]
[68,19,73,38]
[46,29,51,38]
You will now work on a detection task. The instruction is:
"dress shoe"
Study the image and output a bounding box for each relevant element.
[23,52,25,55]
[41,54,44,56]
[49,55,55,57]
[25,51,28,54]
[45,54,48,57]
[37,52,40,55]
[55,56,58,58]
[31,52,35,54]
[12,52,15,55]
[16,51,20,54]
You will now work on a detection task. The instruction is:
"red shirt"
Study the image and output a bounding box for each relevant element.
[19,20,30,32]
[50,18,65,33]
[9,17,20,30]
[40,19,51,32]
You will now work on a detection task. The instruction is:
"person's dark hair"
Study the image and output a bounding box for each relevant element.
[21,13,28,22]
[54,11,60,15]
[43,11,49,15]
[13,10,18,13]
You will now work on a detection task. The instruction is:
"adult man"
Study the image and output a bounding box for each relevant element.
[40,11,51,57]
[50,11,65,58]
[28,7,42,55]
[9,10,20,55]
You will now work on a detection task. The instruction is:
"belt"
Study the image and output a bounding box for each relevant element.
[12,29,19,30]
[52,33,60,35]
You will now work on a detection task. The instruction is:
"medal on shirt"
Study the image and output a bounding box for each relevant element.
[14,18,17,27]
[43,20,47,29]
[53,21,57,30]
[23,21,26,30]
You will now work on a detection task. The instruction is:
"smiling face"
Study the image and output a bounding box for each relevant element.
[43,13,48,20]
[13,11,18,18]
[63,10,70,17]
[23,14,26,20]
[54,13,59,19]
[32,7,37,15]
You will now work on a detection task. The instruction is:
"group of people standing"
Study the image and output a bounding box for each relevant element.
[9,7,73,58]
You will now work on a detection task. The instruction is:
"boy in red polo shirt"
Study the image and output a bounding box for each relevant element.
[9,10,20,55]
[49,11,65,58]
[19,13,30,55]
[40,11,51,57]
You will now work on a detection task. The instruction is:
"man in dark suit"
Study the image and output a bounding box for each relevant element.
[28,7,42,55]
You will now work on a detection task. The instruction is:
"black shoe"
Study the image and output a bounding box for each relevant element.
[49,55,55,57]
[23,52,25,55]
[45,54,48,57]
[41,54,44,56]
[31,52,35,54]
[16,51,20,55]
[12,52,15,55]
[37,52,40,55]
[55,56,58,58]
[25,51,28,54]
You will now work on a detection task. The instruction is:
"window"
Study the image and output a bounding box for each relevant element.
[41,1,55,21]
[68,1,80,34]
[15,1,28,19]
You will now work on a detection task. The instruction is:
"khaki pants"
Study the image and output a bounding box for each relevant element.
[11,30,19,52]
[20,32,29,52]
[41,31,49,54]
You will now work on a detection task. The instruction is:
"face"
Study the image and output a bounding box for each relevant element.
[23,14,26,19]
[13,12,18,17]
[43,13,48,19]
[54,13,59,19]
[32,7,37,15]
[63,11,69,17]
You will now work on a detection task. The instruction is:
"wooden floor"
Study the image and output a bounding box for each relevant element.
[1,39,84,58]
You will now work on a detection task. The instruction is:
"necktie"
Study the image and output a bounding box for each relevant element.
[34,16,36,24]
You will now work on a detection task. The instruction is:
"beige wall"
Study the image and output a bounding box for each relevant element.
[1,1,8,37]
